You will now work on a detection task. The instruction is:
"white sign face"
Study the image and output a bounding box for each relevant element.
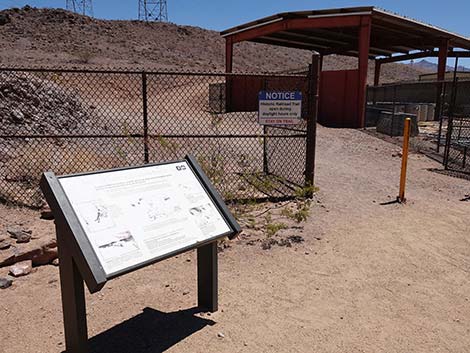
[258,91,302,125]
[59,161,231,276]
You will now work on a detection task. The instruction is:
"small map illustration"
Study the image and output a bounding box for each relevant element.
[130,194,182,222]
[189,203,217,228]
[77,201,115,232]
[97,231,140,261]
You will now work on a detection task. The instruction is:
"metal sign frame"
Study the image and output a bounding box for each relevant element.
[40,154,241,353]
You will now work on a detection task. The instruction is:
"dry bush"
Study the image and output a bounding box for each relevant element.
[409,137,427,153]
[5,142,126,184]
[73,49,94,64]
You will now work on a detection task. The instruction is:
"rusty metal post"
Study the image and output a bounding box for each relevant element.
[372,60,381,105]
[374,60,381,87]
[305,52,320,194]
[434,39,449,122]
[357,16,372,128]
[398,118,411,203]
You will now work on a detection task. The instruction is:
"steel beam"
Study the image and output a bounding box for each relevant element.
[435,39,450,122]
[374,60,381,87]
[377,50,470,64]
[228,16,363,44]
[225,38,233,73]
[358,16,372,128]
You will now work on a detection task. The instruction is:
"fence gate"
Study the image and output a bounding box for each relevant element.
[0,68,316,208]
[444,116,470,174]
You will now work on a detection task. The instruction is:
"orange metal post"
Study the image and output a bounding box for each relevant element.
[398,118,411,202]
[358,16,372,128]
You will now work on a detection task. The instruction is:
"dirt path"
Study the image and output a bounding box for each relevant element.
[1,126,469,353]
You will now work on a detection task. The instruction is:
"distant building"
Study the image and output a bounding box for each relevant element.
[419,71,470,81]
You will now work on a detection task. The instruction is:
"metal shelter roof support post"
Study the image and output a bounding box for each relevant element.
[358,16,372,128]
[435,39,450,121]
[225,37,233,73]
[374,60,381,86]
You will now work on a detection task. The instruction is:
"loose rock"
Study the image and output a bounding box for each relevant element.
[7,227,32,243]
[40,206,54,220]
[9,260,32,277]
[0,276,13,289]
[0,235,11,250]
[0,240,11,250]
[0,235,57,267]
[10,109,24,123]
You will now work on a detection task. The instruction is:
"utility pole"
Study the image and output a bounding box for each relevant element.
[138,0,168,22]
[66,0,93,17]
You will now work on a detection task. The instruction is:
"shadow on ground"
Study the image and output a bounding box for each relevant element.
[81,307,215,353]
[427,168,470,182]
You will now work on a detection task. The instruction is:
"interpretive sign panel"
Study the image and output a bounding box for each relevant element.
[40,155,239,352]
[56,159,233,277]
[258,91,302,125]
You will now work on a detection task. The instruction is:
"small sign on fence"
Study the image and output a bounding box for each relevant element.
[258,91,302,125]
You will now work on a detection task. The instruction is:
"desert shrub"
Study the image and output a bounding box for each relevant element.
[409,137,426,153]
[73,49,94,64]
[4,141,126,184]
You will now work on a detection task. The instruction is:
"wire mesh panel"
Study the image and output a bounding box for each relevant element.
[0,68,313,207]
[445,117,470,174]
[443,79,470,174]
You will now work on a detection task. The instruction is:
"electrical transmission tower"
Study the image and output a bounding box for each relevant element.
[138,0,168,22]
[66,0,94,17]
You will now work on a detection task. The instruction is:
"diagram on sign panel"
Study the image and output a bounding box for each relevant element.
[97,231,140,261]
[77,201,115,233]
[189,203,218,231]
[130,193,182,223]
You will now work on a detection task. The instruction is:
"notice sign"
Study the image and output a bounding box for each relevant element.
[58,160,232,276]
[258,91,302,125]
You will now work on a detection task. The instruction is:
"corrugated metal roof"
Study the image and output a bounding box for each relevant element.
[221,6,470,57]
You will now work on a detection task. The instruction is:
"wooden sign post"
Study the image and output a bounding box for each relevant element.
[40,155,241,353]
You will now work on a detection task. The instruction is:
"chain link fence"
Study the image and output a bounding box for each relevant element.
[444,79,470,174]
[444,117,470,173]
[367,78,470,176]
[0,68,314,207]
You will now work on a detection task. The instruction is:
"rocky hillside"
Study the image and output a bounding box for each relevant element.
[0,71,97,136]
[0,6,427,83]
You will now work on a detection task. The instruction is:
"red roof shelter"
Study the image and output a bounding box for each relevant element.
[221,7,470,128]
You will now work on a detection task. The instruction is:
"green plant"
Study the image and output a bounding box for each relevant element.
[198,154,225,185]
[295,184,319,198]
[266,222,288,237]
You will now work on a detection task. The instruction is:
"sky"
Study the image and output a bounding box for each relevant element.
[1,0,470,66]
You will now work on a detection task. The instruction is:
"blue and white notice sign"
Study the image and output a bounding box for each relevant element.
[258,91,302,125]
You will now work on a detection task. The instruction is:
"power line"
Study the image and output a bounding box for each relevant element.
[66,0,93,17]
[138,0,168,22]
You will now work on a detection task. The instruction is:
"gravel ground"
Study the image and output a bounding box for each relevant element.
[0,125,469,353]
